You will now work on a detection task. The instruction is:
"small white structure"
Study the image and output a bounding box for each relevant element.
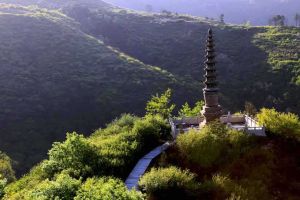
[170,114,266,138]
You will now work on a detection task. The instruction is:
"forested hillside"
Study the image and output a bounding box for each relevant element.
[65,5,300,113]
[0,4,196,175]
[0,0,299,177]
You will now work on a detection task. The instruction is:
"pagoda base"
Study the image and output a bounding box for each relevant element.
[200,105,222,127]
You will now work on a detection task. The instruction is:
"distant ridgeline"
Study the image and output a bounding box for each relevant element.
[0,0,299,177]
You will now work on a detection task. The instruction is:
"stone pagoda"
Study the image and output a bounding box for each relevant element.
[200,28,222,125]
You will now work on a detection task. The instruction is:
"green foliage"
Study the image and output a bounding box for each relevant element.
[177,122,253,167]
[75,177,143,200]
[257,108,300,140]
[139,166,199,197]
[0,175,7,199]
[42,133,99,178]
[89,114,169,178]
[146,89,175,119]
[0,152,15,183]
[0,4,186,176]
[178,100,204,117]
[5,114,168,198]
[177,128,226,168]
[27,172,81,200]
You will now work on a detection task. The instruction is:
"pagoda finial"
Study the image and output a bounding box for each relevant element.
[200,28,222,124]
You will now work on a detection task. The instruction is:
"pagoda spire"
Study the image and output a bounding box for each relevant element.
[201,28,222,124]
[204,28,218,91]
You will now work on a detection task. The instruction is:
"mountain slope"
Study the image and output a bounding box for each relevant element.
[65,6,300,114]
[0,4,196,175]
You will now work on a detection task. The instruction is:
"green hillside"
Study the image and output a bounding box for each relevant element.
[0,4,197,175]
[65,5,300,113]
[0,0,300,178]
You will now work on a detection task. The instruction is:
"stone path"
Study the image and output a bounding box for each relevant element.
[125,142,171,190]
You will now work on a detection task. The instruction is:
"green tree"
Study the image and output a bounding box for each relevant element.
[178,100,204,117]
[146,89,175,119]
[42,133,99,178]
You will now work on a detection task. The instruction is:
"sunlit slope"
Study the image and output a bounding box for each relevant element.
[0,4,195,175]
[66,6,300,114]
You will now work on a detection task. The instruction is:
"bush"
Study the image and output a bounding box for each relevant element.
[0,175,7,198]
[133,115,171,149]
[89,114,169,178]
[27,172,81,200]
[0,151,16,183]
[176,122,227,167]
[177,122,255,168]
[139,166,199,198]
[75,177,143,200]
[42,132,99,178]
[257,108,300,140]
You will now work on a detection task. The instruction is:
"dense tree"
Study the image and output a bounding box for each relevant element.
[146,89,175,119]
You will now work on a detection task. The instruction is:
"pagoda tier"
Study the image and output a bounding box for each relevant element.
[200,29,223,124]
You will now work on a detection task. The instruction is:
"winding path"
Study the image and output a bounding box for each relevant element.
[125,142,171,190]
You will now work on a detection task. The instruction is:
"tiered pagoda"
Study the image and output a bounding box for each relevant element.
[201,28,223,124]
[169,28,265,138]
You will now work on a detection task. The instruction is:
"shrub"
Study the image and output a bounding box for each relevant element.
[42,132,99,178]
[93,114,138,137]
[75,177,143,200]
[27,172,81,200]
[257,108,300,140]
[3,164,48,199]
[89,114,169,178]
[139,166,199,198]
[176,123,227,167]
[226,129,254,160]
[0,151,16,183]
[133,115,170,149]
[0,175,7,198]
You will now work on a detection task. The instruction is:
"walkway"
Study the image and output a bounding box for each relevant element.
[125,142,171,190]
